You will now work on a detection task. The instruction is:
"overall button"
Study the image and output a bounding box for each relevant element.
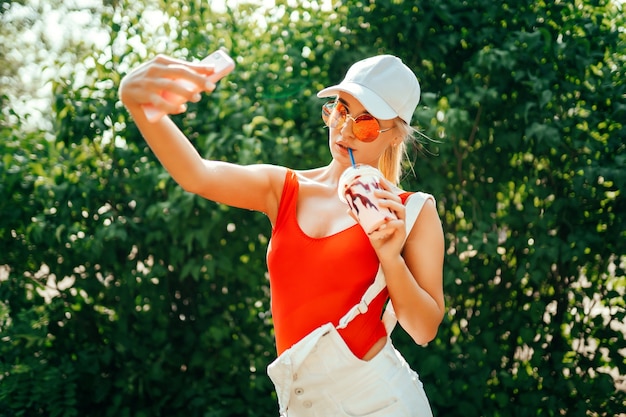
[294,387,304,395]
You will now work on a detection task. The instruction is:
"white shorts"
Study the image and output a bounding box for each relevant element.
[268,324,433,417]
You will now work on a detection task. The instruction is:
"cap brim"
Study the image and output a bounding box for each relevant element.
[317,83,397,121]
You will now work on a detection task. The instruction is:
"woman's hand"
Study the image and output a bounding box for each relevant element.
[118,54,219,117]
[366,180,407,260]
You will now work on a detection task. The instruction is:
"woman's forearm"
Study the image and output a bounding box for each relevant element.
[382,255,444,345]
[127,105,207,191]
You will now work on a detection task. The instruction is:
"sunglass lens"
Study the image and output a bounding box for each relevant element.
[321,102,333,126]
[321,102,337,128]
[322,102,346,129]
[353,115,380,142]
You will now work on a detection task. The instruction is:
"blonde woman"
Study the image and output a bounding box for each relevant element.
[119,54,444,416]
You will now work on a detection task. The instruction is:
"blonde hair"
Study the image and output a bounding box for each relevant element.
[378,120,415,185]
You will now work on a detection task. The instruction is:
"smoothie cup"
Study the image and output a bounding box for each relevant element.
[338,164,397,234]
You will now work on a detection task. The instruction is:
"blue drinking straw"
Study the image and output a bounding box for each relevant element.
[348,148,356,167]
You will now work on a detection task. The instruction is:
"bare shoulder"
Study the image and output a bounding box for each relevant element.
[255,163,290,187]
[252,164,291,218]
[406,197,443,246]
[194,162,290,219]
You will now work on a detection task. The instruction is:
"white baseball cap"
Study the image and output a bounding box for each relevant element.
[317,55,421,124]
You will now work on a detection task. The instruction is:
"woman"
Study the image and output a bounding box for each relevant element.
[119,53,444,416]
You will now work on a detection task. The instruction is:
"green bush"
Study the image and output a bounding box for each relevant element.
[1,0,624,416]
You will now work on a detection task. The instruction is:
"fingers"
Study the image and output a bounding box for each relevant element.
[145,89,189,115]
[374,189,404,219]
[151,54,219,79]
[149,62,217,94]
[368,222,396,239]
[346,208,358,223]
[119,54,224,120]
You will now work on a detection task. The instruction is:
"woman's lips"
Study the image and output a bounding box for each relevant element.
[337,142,353,153]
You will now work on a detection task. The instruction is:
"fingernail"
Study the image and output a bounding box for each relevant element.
[205,80,216,91]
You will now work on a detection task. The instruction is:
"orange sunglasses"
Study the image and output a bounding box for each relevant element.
[322,101,393,142]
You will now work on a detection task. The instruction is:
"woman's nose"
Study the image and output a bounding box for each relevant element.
[340,115,356,138]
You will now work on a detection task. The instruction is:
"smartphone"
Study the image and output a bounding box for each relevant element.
[143,50,236,123]
[202,49,236,83]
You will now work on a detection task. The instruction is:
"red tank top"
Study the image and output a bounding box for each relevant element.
[267,170,410,358]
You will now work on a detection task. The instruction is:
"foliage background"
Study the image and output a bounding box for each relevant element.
[1,0,625,416]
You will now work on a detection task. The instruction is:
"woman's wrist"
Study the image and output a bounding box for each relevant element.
[378,253,406,272]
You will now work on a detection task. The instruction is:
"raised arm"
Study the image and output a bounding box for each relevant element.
[118,55,285,220]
